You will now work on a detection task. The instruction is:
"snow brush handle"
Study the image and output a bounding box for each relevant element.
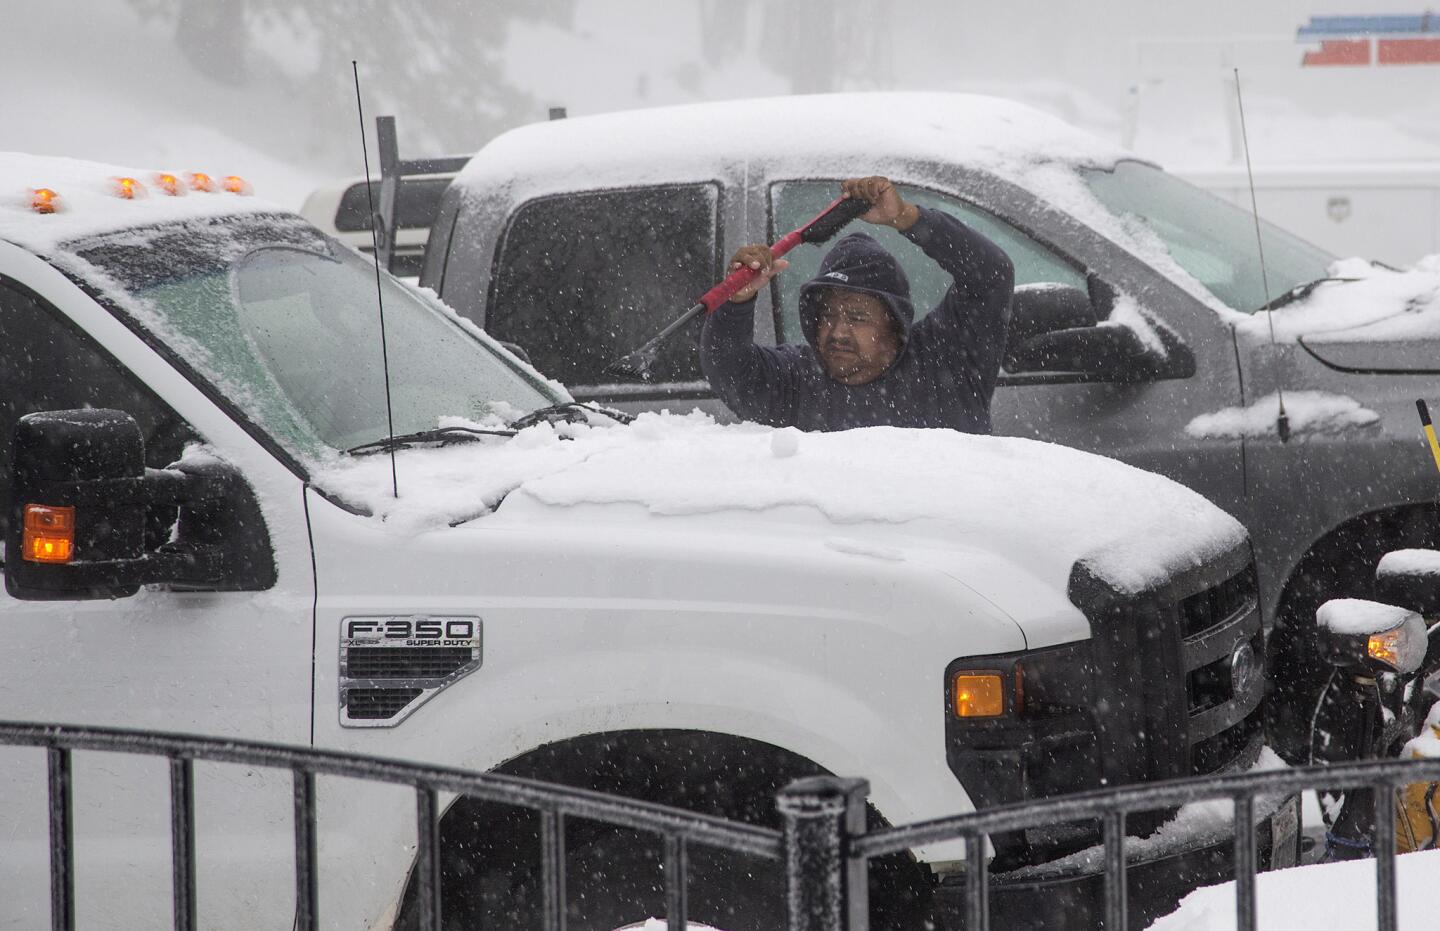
[698,196,869,313]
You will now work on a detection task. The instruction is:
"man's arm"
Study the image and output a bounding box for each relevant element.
[699,297,802,425]
[902,206,1015,387]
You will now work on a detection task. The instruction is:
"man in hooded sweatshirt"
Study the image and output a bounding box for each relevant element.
[700,176,1014,433]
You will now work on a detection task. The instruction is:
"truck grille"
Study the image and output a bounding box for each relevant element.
[345,647,475,679]
[1179,565,1265,775]
[344,688,425,720]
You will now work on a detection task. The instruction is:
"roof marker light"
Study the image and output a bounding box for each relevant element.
[111,177,146,200]
[187,172,215,192]
[222,175,252,195]
[154,173,185,196]
[29,188,60,214]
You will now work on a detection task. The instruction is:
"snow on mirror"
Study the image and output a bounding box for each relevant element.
[67,215,558,464]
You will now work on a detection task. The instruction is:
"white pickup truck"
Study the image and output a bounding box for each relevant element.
[0,153,1284,930]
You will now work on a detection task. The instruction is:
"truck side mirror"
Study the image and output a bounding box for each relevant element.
[1004,279,1195,382]
[1315,598,1428,677]
[5,408,276,600]
[1376,549,1440,617]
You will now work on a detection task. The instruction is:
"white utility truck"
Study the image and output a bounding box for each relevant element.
[0,154,1287,930]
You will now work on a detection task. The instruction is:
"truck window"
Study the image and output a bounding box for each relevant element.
[769,181,1087,343]
[0,282,195,560]
[334,177,451,232]
[487,184,721,386]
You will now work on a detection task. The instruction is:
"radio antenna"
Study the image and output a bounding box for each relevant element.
[352,61,400,496]
[1234,67,1290,443]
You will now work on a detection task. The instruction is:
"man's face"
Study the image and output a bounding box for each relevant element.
[814,289,901,385]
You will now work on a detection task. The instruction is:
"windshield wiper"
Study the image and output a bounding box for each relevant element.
[345,404,635,456]
[345,426,516,456]
[1256,277,1362,313]
[508,402,637,430]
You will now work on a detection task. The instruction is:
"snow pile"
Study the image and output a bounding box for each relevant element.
[0,152,278,252]
[1185,392,1380,440]
[1147,847,1440,930]
[1234,255,1440,343]
[317,411,1247,596]
[1378,548,1440,580]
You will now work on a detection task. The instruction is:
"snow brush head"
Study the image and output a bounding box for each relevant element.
[603,345,658,382]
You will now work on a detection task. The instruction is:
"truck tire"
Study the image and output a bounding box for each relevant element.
[391,730,934,930]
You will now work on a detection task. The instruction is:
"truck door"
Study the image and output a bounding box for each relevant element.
[0,278,314,929]
[767,179,1246,516]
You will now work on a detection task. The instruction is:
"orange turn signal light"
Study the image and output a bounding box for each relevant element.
[22,504,75,564]
[222,175,251,195]
[112,176,145,199]
[154,173,184,196]
[29,188,59,214]
[953,671,1006,718]
[187,172,214,192]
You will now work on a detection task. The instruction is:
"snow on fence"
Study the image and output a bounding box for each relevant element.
[4,720,1440,931]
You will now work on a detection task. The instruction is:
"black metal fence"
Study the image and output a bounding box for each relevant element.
[0,721,786,931]
[4,720,1439,931]
[844,755,1440,931]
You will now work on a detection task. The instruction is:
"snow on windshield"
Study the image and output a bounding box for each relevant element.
[316,411,1246,597]
[1234,254,1440,343]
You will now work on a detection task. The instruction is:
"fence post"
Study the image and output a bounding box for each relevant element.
[777,776,870,931]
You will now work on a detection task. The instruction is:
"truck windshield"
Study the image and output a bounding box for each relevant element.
[66,214,560,465]
[1081,161,1336,313]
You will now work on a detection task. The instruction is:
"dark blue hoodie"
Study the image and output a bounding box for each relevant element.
[700,206,1014,433]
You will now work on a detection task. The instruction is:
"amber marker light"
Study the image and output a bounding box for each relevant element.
[222,175,252,195]
[29,188,59,214]
[111,176,145,199]
[22,504,75,564]
[187,172,215,192]
[154,173,184,196]
[952,671,1006,718]
[1369,628,1406,669]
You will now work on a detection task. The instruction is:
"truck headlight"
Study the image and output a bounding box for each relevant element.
[946,640,1094,721]
[951,671,1007,718]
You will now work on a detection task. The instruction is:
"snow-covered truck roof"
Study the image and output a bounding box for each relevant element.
[0,152,278,253]
[455,92,1132,202]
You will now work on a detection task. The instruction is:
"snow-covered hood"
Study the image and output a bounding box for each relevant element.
[317,413,1246,606]
[1236,255,1440,371]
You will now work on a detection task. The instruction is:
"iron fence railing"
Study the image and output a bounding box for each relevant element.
[6,719,1440,931]
[847,755,1440,931]
[0,721,785,931]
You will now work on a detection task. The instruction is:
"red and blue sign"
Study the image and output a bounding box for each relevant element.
[1298,13,1440,65]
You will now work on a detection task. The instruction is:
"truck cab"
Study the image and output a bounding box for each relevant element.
[1,152,1282,929]
[420,92,1440,764]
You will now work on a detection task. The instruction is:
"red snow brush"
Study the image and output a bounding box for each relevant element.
[603,194,871,382]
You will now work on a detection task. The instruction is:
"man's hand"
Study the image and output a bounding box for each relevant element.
[841,176,919,232]
[725,244,790,303]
